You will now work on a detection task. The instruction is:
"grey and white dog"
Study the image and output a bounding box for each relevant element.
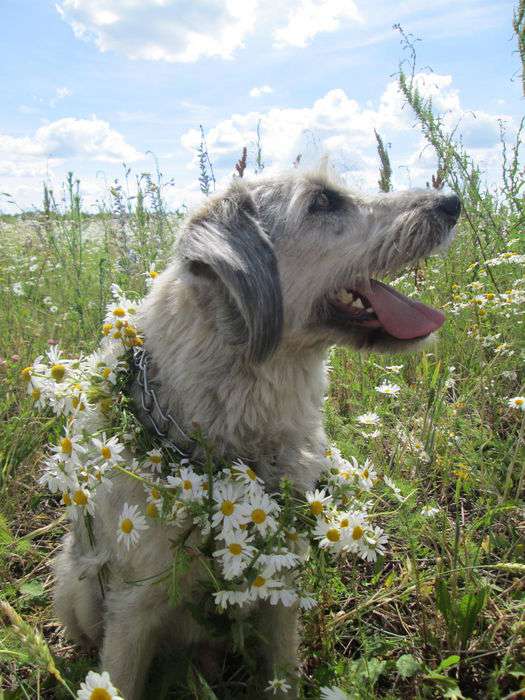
[53,170,460,699]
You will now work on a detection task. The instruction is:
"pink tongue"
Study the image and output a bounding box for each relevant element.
[357,279,445,340]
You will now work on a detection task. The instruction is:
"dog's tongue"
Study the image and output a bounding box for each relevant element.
[357,279,445,340]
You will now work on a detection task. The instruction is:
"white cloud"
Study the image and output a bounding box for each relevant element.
[181,72,513,191]
[249,85,273,98]
[56,0,258,63]
[0,117,143,178]
[273,0,362,48]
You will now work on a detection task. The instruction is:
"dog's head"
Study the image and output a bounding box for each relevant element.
[178,171,460,362]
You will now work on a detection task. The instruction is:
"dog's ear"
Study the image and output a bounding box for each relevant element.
[180,180,283,363]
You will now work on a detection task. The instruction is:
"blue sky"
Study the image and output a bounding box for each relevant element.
[1,0,521,212]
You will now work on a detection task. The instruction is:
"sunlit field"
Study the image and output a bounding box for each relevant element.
[1,40,524,700]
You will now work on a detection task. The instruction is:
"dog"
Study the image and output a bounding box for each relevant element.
[53,169,460,699]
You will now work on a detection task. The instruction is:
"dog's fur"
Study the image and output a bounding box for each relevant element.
[53,170,459,699]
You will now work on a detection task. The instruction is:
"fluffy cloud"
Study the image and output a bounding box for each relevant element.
[181,72,513,191]
[0,117,143,177]
[273,0,362,48]
[56,0,258,63]
[249,85,273,98]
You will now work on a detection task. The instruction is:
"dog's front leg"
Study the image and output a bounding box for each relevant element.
[99,588,170,700]
[255,600,300,698]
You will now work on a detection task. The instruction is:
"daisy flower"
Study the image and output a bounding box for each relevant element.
[92,434,125,465]
[305,488,332,517]
[375,381,401,396]
[421,505,440,517]
[356,412,381,426]
[259,549,300,573]
[242,491,280,536]
[265,678,291,695]
[77,670,123,700]
[144,449,164,473]
[117,503,148,550]
[231,458,264,492]
[358,526,388,562]
[508,396,525,411]
[383,476,403,502]
[211,482,248,534]
[167,466,205,502]
[299,594,317,610]
[214,588,249,609]
[51,427,87,465]
[358,458,377,491]
[313,519,345,552]
[38,459,74,494]
[268,588,298,607]
[247,567,283,601]
[340,512,367,553]
[213,529,255,580]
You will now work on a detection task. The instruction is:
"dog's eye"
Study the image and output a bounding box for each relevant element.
[309,190,342,214]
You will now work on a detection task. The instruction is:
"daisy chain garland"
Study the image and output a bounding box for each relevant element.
[26,285,390,695]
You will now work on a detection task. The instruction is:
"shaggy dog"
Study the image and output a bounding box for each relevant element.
[53,171,460,699]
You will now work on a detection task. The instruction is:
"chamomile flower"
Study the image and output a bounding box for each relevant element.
[259,549,300,573]
[358,459,377,491]
[421,505,440,517]
[268,587,298,607]
[313,519,345,552]
[265,677,291,695]
[213,529,255,580]
[38,459,73,494]
[356,412,381,426]
[77,670,123,700]
[92,434,125,465]
[340,512,368,553]
[305,488,332,516]
[167,466,204,501]
[358,526,388,562]
[247,567,283,601]
[375,381,401,396]
[214,588,249,609]
[333,457,359,484]
[508,396,525,411]
[383,476,403,502]
[298,594,317,610]
[117,503,148,550]
[212,482,248,534]
[144,449,164,473]
[231,458,264,492]
[51,427,87,465]
[242,491,280,536]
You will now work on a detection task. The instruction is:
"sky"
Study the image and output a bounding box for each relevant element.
[0,0,522,213]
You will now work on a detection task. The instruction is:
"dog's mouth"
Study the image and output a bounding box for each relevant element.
[328,279,445,340]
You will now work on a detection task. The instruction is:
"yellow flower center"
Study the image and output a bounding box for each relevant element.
[515,398,524,406]
[149,454,162,464]
[286,530,298,541]
[101,446,111,460]
[228,543,242,556]
[62,492,72,506]
[102,367,111,379]
[485,293,495,300]
[61,437,73,455]
[340,518,349,528]
[310,501,323,516]
[340,471,350,480]
[149,270,158,279]
[32,387,41,401]
[221,500,235,516]
[253,575,266,588]
[182,480,192,490]
[151,487,161,499]
[326,528,340,542]
[120,518,133,534]
[102,323,113,335]
[21,367,32,381]
[251,508,267,524]
[362,469,369,479]
[146,503,158,518]
[73,490,88,506]
[113,307,126,317]
[51,364,65,381]
[89,689,112,700]
[124,325,137,338]
[113,331,122,339]
[352,525,364,541]
[246,467,257,481]
[114,319,124,329]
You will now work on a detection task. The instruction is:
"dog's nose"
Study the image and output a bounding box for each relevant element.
[438,194,461,221]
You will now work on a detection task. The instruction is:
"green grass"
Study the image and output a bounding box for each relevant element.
[1,41,524,700]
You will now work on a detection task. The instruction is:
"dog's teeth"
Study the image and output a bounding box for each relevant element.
[365,307,373,313]
[353,298,364,309]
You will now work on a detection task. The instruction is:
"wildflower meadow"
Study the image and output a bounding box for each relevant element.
[1,21,524,700]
